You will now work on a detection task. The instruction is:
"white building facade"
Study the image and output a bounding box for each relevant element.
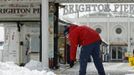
[64,13,134,61]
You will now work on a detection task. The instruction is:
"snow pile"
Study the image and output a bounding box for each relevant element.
[0,61,56,75]
[25,60,48,71]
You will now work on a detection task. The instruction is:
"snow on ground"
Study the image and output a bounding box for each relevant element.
[57,62,134,75]
[0,60,56,75]
[2,60,134,75]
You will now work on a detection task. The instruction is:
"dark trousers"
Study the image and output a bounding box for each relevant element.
[79,41,105,75]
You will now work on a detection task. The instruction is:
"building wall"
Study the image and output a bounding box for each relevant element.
[109,22,128,44]
[77,17,131,44]
[74,16,134,60]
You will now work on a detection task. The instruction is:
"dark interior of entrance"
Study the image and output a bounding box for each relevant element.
[110,46,127,62]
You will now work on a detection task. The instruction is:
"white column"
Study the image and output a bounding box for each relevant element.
[42,0,49,67]
[107,16,110,53]
[128,17,131,54]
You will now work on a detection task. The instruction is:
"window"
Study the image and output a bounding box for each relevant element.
[0,26,4,50]
[116,28,122,34]
[96,28,102,33]
[0,41,4,49]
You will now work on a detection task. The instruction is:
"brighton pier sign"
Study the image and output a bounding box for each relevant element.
[0,3,40,20]
[63,3,134,15]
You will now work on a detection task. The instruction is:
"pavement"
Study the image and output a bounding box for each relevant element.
[54,62,134,75]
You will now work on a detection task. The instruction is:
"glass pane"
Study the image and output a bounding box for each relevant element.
[30,35,40,52]
[112,47,116,59]
[118,47,122,59]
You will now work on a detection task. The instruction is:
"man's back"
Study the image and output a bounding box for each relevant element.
[69,25,101,46]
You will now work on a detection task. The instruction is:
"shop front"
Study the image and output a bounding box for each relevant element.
[0,2,40,65]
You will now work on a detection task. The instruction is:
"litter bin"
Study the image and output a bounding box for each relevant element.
[128,57,134,66]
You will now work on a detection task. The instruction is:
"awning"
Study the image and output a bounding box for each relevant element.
[109,42,128,46]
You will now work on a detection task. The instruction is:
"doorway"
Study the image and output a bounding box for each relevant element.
[110,46,127,61]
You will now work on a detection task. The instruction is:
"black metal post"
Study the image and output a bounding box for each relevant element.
[40,4,42,62]
[53,3,59,69]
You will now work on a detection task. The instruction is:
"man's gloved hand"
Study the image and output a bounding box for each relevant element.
[69,60,74,68]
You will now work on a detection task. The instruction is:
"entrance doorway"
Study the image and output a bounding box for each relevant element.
[110,46,127,61]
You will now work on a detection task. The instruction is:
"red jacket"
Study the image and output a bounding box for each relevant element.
[68,25,101,61]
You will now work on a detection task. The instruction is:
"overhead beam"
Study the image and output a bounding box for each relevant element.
[49,0,134,3]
